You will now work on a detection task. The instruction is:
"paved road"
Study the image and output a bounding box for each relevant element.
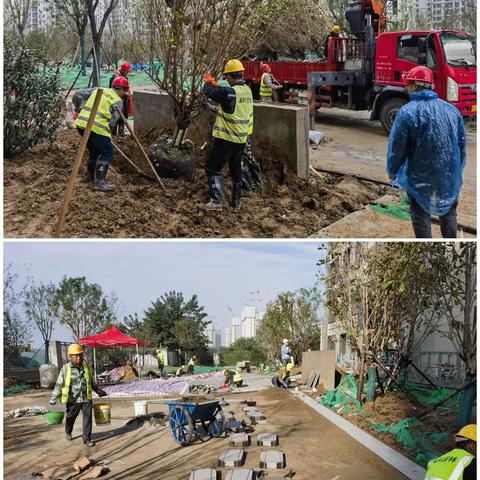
[310,108,477,229]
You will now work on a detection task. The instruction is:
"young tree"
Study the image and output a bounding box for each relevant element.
[170,317,209,356]
[4,0,32,40]
[55,0,90,75]
[24,282,57,364]
[51,276,117,341]
[122,313,149,347]
[85,0,120,86]
[219,337,266,366]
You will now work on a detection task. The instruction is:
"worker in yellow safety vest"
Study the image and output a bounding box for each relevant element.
[223,369,243,387]
[259,63,282,103]
[156,348,165,378]
[187,356,197,375]
[424,424,476,480]
[74,76,130,191]
[271,362,293,388]
[203,59,253,211]
[50,343,107,447]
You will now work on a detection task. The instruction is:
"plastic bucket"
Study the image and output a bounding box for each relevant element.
[93,403,111,425]
[44,411,65,425]
[133,401,148,416]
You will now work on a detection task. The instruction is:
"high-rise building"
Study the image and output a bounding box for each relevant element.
[411,0,466,28]
[26,0,58,33]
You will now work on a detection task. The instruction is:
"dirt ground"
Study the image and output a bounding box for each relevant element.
[3,127,386,238]
[4,387,409,480]
[311,108,477,231]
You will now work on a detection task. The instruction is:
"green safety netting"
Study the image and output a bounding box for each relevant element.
[4,384,30,396]
[370,192,412,221]
[319,374,466,467]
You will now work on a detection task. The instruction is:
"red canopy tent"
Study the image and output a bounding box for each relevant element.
[79,326,144,379]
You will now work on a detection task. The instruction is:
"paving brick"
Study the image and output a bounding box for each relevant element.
[226,421,246,432]
[218,448,246,467]
[242,406,258,412]
[189,468,218,480]
[247,411,265,421]
[259,450,285,469]
[256,432,279,446]
[229,432,250,447]
[225,469,255,480]
[224,411,236,422]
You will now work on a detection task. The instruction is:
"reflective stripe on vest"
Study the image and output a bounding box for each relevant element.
[213,84,253,144]
[260,73,272,97]
[425,449,474,480]
[60,362,93,403]
[75,88,121,138]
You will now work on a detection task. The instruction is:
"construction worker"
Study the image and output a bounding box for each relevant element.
[176,365,187,377]
[156,348,164,378]
[187,356,197,375]
[75,76,130,191]
[72,87,95,117]
[203,59,253,211]
[324,25,341,59]
[387,66,466,238]
[280,338,292,366]
[271,362,293,388]
[223,369,243,387]
[49,343,107,447]
[259,63,282,103]
[424,424,476,479]
[109,62,132,137]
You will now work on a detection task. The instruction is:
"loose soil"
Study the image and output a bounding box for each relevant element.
[4,129,385,238]
[4,387,408,479]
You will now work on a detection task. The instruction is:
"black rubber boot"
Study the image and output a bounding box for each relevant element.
[206,175,224,209]
[94,157,114,192]
[232,182,242,211]
[86,155,97,180]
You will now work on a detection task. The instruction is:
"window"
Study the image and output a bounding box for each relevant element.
[397,35,426,64]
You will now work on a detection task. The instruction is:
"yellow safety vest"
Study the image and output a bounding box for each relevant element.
[157,352,164,364]
[60,361,93,403]
[233,372,243,383]
[425,448,474,480]
[213,84,253,144]
[75,88,121,138]
[260,73,272,98]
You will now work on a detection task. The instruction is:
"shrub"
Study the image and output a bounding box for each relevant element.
[4,39,64,157]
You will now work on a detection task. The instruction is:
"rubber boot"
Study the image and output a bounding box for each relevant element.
[232,182,242,212]
[94,157,114,192]
[86,155,97,180]
[206,176,224,209]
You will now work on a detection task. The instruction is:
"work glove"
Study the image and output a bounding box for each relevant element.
[49,400,56,406]
[203,72,218,87]
[98,389,108,397]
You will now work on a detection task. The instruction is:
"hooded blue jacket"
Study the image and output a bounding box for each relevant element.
[386,90,466,216]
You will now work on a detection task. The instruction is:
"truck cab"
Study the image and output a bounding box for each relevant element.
[372,30,476,131]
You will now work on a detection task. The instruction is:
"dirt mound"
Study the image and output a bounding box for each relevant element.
[4,129,384,238]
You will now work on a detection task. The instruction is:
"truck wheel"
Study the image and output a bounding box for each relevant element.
[379,98,407,134]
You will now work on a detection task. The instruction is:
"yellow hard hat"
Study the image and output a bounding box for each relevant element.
[286,363,294,372]
[223,59,245,74]
[332,25,341,34]
[67,343,83,355]
[456,424,476,443]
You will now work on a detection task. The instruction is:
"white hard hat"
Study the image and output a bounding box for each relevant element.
[283,338,289,344]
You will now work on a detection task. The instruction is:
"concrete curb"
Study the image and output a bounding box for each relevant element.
[295,392,426,480]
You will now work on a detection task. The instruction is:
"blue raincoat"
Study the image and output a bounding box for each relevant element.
[386,90,466,216]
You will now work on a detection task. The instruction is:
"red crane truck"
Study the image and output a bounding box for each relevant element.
[243,0,476,133]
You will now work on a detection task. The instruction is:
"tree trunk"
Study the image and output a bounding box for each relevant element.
[92,45,102,87]
[80,35,86,76]
[357,353,365,402]
[44,340,50,364]
[456,373,476,429]
[366,365,377,402]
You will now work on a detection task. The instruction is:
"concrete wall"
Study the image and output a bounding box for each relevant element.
[252,103,309,178]
[133,90,175,134]
[301,350,336,390]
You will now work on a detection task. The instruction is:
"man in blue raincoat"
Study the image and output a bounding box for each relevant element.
[386,66,466,238]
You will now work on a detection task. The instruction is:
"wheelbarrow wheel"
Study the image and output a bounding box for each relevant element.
[169,405,193,446]
[207,408,225,437]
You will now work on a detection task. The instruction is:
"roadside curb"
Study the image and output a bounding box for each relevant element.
[294,391,426,480]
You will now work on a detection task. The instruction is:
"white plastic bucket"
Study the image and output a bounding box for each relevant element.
[134,401,148,416]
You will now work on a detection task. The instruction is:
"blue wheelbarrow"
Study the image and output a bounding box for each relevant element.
[163,400,225,446]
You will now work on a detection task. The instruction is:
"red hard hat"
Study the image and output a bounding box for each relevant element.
[261,63,271,72]
[120,61,131,73]
[112,76,129,89]
[404,66,434,87]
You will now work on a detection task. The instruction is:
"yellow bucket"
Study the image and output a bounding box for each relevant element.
[93,403,111,425]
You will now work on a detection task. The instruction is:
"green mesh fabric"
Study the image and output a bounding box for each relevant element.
[320,374,363,412]
[4,384,30,396]
[370,192,411,221]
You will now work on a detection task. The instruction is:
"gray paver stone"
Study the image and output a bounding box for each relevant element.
[218,448,246,467]
[229,432,250,446]
[256,432,279,446]
[225,469,255,480]
[189,468,218,480]
[259,450,285,469]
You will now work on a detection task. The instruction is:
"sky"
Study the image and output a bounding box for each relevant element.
[5,241,327,347]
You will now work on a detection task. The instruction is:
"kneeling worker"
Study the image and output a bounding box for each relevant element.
[74,77,130,191]
[50,343,107,447]
[203,59,253,211]
[223,369,243,387]
[271,362,293,388]
[424,424,476,479]
[176,365,187,377]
